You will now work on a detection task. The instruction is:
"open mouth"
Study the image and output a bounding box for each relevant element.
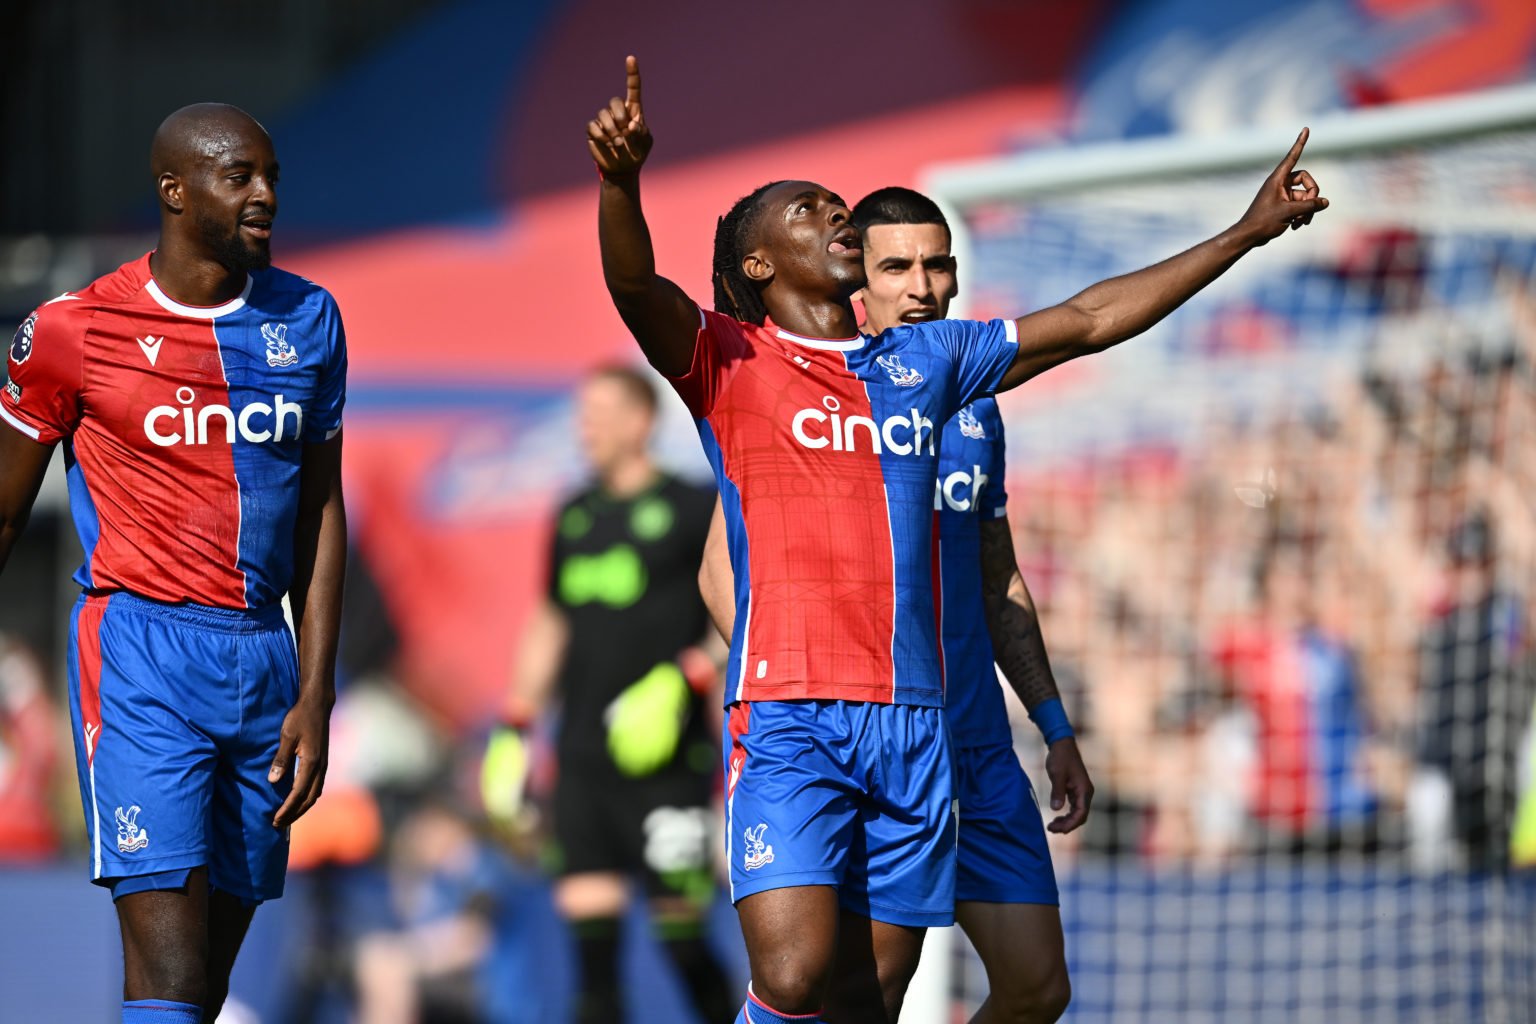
[240,217,273,240]
[828,228,862,255]
[900,308,938,323]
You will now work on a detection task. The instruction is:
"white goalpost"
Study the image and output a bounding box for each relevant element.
[905,84,1536,1023]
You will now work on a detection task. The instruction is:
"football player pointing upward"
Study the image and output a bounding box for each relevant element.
[590,56,1323,1024]
[0,104,346,1024]
[701,186,1085,1022]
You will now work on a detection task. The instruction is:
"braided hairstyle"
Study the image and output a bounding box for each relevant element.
[712,180,786,326]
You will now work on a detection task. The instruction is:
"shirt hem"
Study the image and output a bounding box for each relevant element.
[733,683,943,706]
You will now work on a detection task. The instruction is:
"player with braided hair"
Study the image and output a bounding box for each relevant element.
[712,181,784,326]
[701,185,1085,1022]
[588,56,1326,1024]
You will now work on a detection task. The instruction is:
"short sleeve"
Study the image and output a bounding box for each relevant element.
[304,292,348,443]
[924,318,1018,415]
[666,308,750,418]
[978,402,1009,521]
[1,300,83,444]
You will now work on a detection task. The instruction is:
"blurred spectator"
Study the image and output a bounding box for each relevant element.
[1211,542,1380,852]
[0,635,61,861]
[1416,511,1535,871]
[355,799,518,1024]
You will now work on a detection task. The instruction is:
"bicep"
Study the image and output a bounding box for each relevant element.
[615,279,701,379]
[1000,304,1099,392]
[299,431,345,513]
[0,426,55,529]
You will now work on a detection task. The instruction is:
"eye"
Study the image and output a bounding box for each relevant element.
[796,201,812,214]
[228,174,251,186]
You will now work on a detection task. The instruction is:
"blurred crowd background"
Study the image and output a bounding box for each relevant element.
[2,1,1535,1021]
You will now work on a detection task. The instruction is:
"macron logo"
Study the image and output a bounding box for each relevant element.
[137,335,164,367]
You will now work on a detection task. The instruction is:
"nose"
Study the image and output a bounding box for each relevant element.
[910,264,932,299]
[252,174,277,214]
[829,203,849,226]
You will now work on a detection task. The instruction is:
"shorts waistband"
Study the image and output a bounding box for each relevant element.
[84,591,289,634]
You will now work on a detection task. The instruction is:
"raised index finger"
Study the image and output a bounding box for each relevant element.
[625,55,642,114]
[1274,127,1310,178]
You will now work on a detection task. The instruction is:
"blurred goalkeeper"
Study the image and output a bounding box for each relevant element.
[482,364,732,1023]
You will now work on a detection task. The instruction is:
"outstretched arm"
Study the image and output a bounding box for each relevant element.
[979,516,1093,833]
[998,129,1328,391]
[0,427,53,574]
[589,56,701,377]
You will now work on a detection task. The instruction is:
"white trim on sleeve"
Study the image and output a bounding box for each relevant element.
[0,403,42,440]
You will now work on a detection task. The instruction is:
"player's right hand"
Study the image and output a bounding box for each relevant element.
[588,55,652,179]
[480,724,532,828]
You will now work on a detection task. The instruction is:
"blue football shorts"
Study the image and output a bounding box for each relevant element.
[954,737,1058,906]
[65,591,299,904]
[722,699,957,927]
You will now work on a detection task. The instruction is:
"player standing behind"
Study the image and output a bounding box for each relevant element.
[481,365,734,1023]
[699,186,1086,1022]
[588,57,1324,1024]
[0,104,346,1024]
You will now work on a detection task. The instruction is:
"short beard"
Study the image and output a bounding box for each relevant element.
[195,210,271,273]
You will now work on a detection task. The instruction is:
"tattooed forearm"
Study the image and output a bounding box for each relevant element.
[979,517,1060,710]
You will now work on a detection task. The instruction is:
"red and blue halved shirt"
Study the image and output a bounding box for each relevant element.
[670,308,1017,707]
[1,253,347,611]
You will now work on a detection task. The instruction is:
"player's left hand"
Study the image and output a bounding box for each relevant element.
[1235,128,1329,246]
[269,694,331,829]
[1044,737,1093,834]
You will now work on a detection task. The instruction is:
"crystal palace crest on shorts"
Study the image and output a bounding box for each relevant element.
[743,823,775,870]
[115,805,149,853]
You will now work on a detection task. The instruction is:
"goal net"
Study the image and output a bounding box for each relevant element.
[921,84,1536,1024]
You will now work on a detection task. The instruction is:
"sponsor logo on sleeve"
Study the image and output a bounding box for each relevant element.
[9,312,37,365]
[4,380,20,403]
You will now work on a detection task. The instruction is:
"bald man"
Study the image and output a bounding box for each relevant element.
[0,104,347,1023]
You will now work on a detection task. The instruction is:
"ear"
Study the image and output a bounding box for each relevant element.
[158,172,184,214]
[741,250,774,285]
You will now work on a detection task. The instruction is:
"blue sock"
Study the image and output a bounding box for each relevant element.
[735,986,823,1023]
[123,999,202,1023]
